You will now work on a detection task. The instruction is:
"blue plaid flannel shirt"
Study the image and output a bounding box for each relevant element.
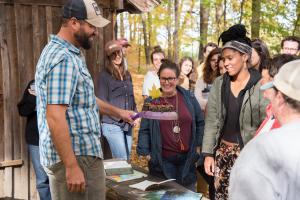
[35,35,103,166]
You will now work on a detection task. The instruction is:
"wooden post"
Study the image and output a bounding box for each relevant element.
[46,6,53,39]
[0,5,13,198]
[0,4,4,197]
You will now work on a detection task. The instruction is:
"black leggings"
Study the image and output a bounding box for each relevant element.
[197,164,215,200]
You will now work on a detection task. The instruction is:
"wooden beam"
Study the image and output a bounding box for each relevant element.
[0,159,23,168]
[0,0,64,7]
[0,0,113,7]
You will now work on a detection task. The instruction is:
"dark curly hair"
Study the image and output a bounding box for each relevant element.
[158,59,180,78]
[268,54,298,78]
[218,24,252,47]
[203,48,221,84]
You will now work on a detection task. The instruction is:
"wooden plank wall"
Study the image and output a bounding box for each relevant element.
[0,0,114,199]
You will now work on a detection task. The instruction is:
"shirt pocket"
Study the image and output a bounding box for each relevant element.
[111,80,134,98]
[80,67,94,88]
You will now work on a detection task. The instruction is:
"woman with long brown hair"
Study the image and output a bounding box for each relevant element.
[178,56,197,92]
[97,40,136,160]
[195,48,221,111]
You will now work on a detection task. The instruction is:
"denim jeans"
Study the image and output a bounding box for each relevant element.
[162,154,196,191]
[28,144,51,200]
[101,123,132,160]
[44,156,105,200]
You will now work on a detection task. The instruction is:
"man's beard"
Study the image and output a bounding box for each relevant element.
[74,30,92,50]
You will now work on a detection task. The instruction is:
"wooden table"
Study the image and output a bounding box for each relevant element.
[106,169,208,200]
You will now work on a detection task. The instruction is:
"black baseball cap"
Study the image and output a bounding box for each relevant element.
[63,0,110,28]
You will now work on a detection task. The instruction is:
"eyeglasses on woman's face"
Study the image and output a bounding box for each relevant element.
[159,77,177,83]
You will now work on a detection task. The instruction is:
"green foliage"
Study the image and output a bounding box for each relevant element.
[117,0,299,70]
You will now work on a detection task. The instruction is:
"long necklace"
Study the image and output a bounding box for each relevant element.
[170,94,185,151]
[172,94,180,134]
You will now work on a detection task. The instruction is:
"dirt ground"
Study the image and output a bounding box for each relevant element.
[128,67,149,169]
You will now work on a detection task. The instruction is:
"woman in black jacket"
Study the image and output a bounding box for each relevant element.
[17,80,51,200]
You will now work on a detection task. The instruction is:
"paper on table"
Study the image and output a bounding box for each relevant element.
[129,179,176,191]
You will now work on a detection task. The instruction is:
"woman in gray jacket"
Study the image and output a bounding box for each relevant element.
[202,24,268,199]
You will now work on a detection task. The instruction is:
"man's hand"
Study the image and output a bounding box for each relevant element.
[46,105,85,193]
[96,98,134,124]
[66,164,86,193]
[119,109,135,124]
[204,156,215,176]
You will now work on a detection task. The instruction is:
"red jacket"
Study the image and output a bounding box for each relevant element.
[255,104,281,136]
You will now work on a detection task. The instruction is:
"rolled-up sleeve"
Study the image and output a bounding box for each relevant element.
[47,58,78,105]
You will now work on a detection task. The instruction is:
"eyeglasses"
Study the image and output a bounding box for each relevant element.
[160,77,177,83]
[283,47,298,51]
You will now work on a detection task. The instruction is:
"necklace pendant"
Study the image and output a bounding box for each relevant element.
[173,125,180,134]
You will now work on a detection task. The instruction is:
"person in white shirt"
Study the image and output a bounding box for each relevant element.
[142,45,165,97]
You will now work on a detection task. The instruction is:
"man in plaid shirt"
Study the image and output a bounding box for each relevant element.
[35,0,134,199]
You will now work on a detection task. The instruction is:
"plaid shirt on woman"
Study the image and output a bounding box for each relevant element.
[35,35,103,167]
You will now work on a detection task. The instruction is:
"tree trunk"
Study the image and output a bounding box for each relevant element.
[293,0,300,36]
[119,13,125,38]
[251,0,261,39]
[173,0,179,64]
[138,25,142,73]
[198,0,210,61]
[167,0,173,59]
[239,0,245,24]
[141,14,150,66]
[132,15,137,43]
[147,12,153,52]
[178,0,195,44]
[224,0,227,27]
[215,0,223,37]
[129,14,133,41]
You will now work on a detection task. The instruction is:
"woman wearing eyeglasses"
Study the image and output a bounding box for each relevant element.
[137,59,205,191]
[97,40,136,160]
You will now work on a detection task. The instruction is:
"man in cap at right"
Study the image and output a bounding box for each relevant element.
[281,36,300,56]
[229,59,300,200]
